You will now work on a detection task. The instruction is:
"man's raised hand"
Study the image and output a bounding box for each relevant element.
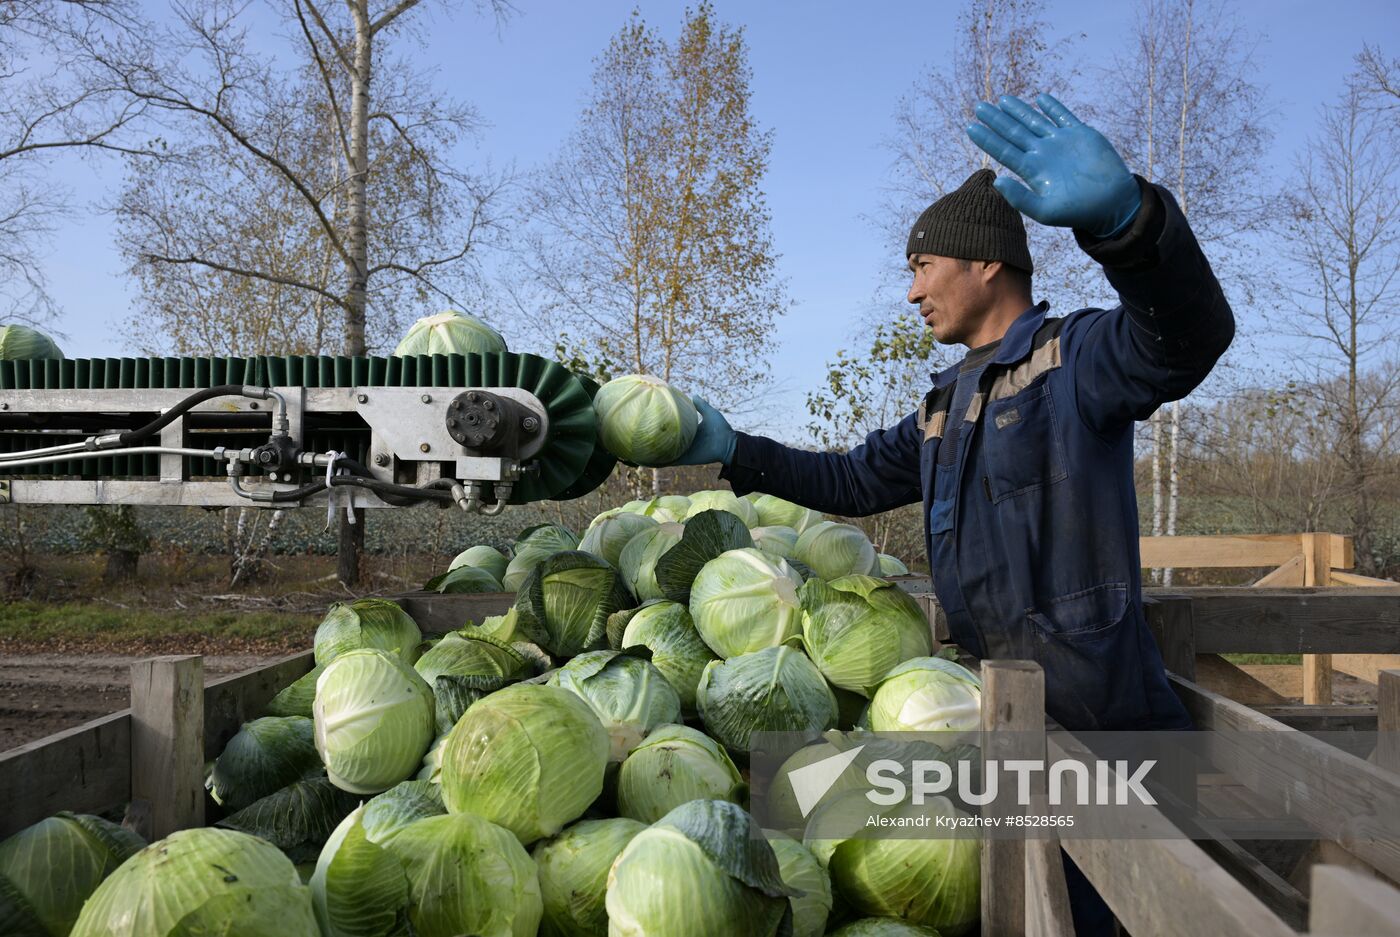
[966,93,1142,239]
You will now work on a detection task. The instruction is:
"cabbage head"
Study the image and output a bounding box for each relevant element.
[800,575,933,697]
[606,800,794,937]
[449,544,509,582]
[424,564,502,594]
[690,548,803,658]
[751,524,800,559]
[0,812,143,937]
[617,522,684,601]
[417,732,448,784]
[794,521,880,581]
[414,631,529,686]
[767,831,832,937]
[549,650,681,761]
[616,600,717,711]
[752,494,822,533]
[684,489,759,527]
[384,813,541,937]
[828,919,943,936]
[868,657,982,734]
[393,310,507,357]
[315,649,436,795]
[208,715,322,810]
[314,598,422,667]
[264,664,323,718]
[806,793,979,935]
[72,828,320,937]
[593,374,699,466]
[440,683,608,843]
[532,818,645,937]
[579,511,658,567]
[310,782,445,937]
[697,646,838,753]
[643,494,691,522]
[503,524,579,592]
[616,724,746,823]
[878,553,910,576]
[514,551,633,657]
[0,324,63,359]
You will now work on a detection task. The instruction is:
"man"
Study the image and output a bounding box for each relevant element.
[671,91,1231,733]
[666,92,1233,932]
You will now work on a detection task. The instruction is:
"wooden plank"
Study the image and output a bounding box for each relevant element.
[1145,595,1196,679]
[0,710,131,839]
[1139,535,1305,570]
[1025,829,1074,937]
[1302,534,1334,703]
[980,661,1045,937]
[1194,654,1287,705]
[1195,830,1308,930]
[389,591,515,635]
[1378,670,1400,775]
[203,650,315,760]
[1162,588,1400,655]
[1253,704,1377,733]
[1327,534,1355,571]
[1252,554,1305,588]
[1331,570,1397,587]
[1172,675,1400,880]
[1304,653,1334,706]
[128,656,204,841]
[1333,654,1400,684]
[1309,864,1400,935]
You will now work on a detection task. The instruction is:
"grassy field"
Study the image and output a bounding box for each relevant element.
[0,600,319,653]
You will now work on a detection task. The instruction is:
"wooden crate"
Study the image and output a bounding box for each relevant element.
[980,657,1400,937]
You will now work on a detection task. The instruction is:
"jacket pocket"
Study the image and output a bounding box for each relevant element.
[1026,582,1127,641]
[928,498,953,535]
[982,382,1067,501]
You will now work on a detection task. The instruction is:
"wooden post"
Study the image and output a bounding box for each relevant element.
[1301,534,1334,704]
[127,656,204,841]
[981,660,1045,937]
[1378,670,1400,776]
[1146,594,1196,680]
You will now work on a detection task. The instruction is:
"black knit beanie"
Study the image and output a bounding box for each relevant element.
[906,169,1033,274]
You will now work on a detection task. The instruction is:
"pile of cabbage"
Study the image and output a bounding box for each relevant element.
[3,494,980,937]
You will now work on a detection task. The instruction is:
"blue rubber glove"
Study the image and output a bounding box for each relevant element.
[672,396,737,466]
[966,93,1142,238]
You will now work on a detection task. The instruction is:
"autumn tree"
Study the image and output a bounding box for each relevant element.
[1105,0,1271,581]
[0,0,151,326]
[100,0,510,585]
[515,3,786,490]
[1280,72,1400,574]
[807,0,1079,450]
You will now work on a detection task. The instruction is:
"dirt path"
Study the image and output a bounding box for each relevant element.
[0,653,289,751]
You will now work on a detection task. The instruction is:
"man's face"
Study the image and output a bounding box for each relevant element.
[907,254,990,346]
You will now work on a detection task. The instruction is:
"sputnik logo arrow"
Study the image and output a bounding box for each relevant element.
[787,745,866,818]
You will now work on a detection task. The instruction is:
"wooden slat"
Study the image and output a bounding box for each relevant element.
[1309,865,1400,935]
[1304,653,1334,706]
[1025,828,1074,937]
[0,710,131,839]
[1332,654,1400,684]
[1144,595,1196,679]
[1379,671,1400,775]
[1253,704,1377,733]
[203,650,315,760]
[980,661,1046,937]
[1252,554,1305,588]
[1139,535,1305,570]
[1194,654,1287,705]
[389,591,515,635]
[1331,570,1397,587]
[1169,588,1400,655]
[128,656,204,840]
[1327,534,1355,571]
[1172,675,1400,880]
[1302,535,1334,703]
[1195,829,1308,930]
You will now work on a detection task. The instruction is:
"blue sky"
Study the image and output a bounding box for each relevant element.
[34,0,1398,436]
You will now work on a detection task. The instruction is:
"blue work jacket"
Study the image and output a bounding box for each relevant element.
[721,181,1233,731]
